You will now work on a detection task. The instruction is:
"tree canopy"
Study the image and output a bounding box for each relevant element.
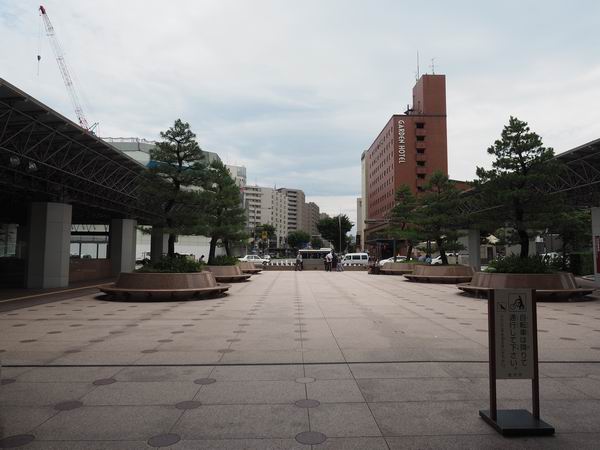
[287,230,311,250]
[200,160,247,264]
[140,119,207,257]
[411,171,463,264]
[475,116,564,258]
[317,214,353,252]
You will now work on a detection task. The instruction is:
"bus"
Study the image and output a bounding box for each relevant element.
[298,248,332,270]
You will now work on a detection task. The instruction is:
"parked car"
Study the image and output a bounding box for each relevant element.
[378,256,407,267]
[341,252,370,266]
[238,255,269,264]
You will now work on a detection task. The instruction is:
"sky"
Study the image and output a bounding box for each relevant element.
[1,0,599,229]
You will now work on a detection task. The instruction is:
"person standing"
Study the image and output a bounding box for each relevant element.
[295,252,303,271]
[325,251,333,272]
[331,251,338,270]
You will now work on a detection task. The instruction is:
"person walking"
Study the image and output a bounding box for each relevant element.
[332,251,338,271]
[295,252,303,271]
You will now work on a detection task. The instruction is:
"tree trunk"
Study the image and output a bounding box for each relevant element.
[168,233,176,257]
[224,239,231,256]
[437,238,448,264]
[208,236,218,265]
[407,244,413,261]
[514,200,529,258]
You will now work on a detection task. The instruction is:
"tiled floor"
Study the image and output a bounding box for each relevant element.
[1,271,600,448]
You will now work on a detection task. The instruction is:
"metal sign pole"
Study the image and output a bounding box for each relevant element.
[479,288,554,436]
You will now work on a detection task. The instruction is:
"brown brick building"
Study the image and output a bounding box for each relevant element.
[359,74,448,248]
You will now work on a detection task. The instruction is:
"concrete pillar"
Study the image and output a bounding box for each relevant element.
[26,202,72,289]
[591,207,600,283]
[467,228,481,271]
[110,218,137,275]
[150,227,168,262]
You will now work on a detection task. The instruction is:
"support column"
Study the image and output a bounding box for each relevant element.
[26,202,72,289]
[110,218,137,275]
[591,207,600,283]
[468,228,481,271]
[150,227,168,262]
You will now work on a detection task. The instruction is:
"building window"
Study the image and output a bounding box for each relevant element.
[417,161,426,167]
[417,148,425,154]
[417,173,426,179]
[416,135,425,141]
[416,122,425,129]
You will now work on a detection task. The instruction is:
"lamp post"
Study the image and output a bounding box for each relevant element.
[338,215,342,252]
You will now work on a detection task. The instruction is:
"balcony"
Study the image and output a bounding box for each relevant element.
[416,128,426,137]
[416,166,427,175]
[416,140,426,150]
[416,153,427,162]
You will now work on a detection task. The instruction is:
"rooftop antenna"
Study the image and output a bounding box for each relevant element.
[416,51,420,80]
[430,57,436,75]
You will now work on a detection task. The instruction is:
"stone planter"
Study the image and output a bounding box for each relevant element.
[238,261,262,274]
[99,271,229,300]
[457,272,594,301]
[404,265,474,283]
[205,265,251,282]
[381,262,416,275]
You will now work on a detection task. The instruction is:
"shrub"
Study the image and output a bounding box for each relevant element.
[137,256,203,273]
[485,255,555,274]
[210,255,240,266]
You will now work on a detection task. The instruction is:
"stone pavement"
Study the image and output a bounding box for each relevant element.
[1,271,599,449]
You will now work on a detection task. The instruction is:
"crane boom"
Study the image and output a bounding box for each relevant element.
[39,5,90,130]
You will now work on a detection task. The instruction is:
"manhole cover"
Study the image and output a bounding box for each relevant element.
[54,400,83,411]
[175,400,202,410]
[0,434,35,448]
[294,399,320,408]
[194,378,216,385]
[93,378,116,386]
[295,431,327,445]
[147,433,181,448]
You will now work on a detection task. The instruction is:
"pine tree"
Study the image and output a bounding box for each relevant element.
[140,119,207,257]
[475,117,564,258]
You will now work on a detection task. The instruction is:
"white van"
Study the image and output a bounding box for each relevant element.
[342,253,369,266]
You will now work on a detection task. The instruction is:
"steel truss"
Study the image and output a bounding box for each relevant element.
[0,97,158,222]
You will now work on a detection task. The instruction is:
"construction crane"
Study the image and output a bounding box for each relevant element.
[38,5,92,131]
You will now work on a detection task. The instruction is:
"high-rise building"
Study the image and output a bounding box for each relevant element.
[243,185,289,247]
[361,74,448,244]
[277,188,306,233]
[303,202,320,236]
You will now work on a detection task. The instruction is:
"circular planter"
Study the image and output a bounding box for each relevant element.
[457,272,594,301]
[404,265,474,283]
[205,265,251,282]
[381,262,416,275]
[238,261,262,274]
[99,272,229,300]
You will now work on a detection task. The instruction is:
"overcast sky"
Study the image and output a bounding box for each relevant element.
[2,0,599,226]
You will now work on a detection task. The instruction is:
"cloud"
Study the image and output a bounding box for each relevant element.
[2,0,599,217]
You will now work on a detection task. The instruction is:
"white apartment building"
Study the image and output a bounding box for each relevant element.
[277,188,305,233]
[244,186,288,247]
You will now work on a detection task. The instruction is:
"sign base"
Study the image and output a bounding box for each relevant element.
[479,409,555,436]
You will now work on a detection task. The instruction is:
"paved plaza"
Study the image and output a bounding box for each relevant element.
[1,271,600,449]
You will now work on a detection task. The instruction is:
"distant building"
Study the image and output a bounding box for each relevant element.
[304,202,320,236]
[226,164,247,188]
[103,137,222,167]
[243,185,288,247]
[356,197,363,250]
[277,188,305,233]
[361,74,448,245]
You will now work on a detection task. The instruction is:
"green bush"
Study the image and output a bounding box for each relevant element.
[210,255,240,266]
[137,256,203,273]
[561,252,593,276]
[485,255,555,274]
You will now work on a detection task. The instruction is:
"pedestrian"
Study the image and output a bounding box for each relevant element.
[295,252,303,271]
[332,251,338,270]
[199,255,205,263]
[336,255,344,272]
[325,251,333,271]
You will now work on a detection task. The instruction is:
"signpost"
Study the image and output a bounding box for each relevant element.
[480,289,555,436]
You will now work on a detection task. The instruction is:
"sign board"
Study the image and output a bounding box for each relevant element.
[494,289,534,379]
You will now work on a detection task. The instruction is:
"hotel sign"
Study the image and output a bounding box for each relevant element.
[398,119,406,163]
